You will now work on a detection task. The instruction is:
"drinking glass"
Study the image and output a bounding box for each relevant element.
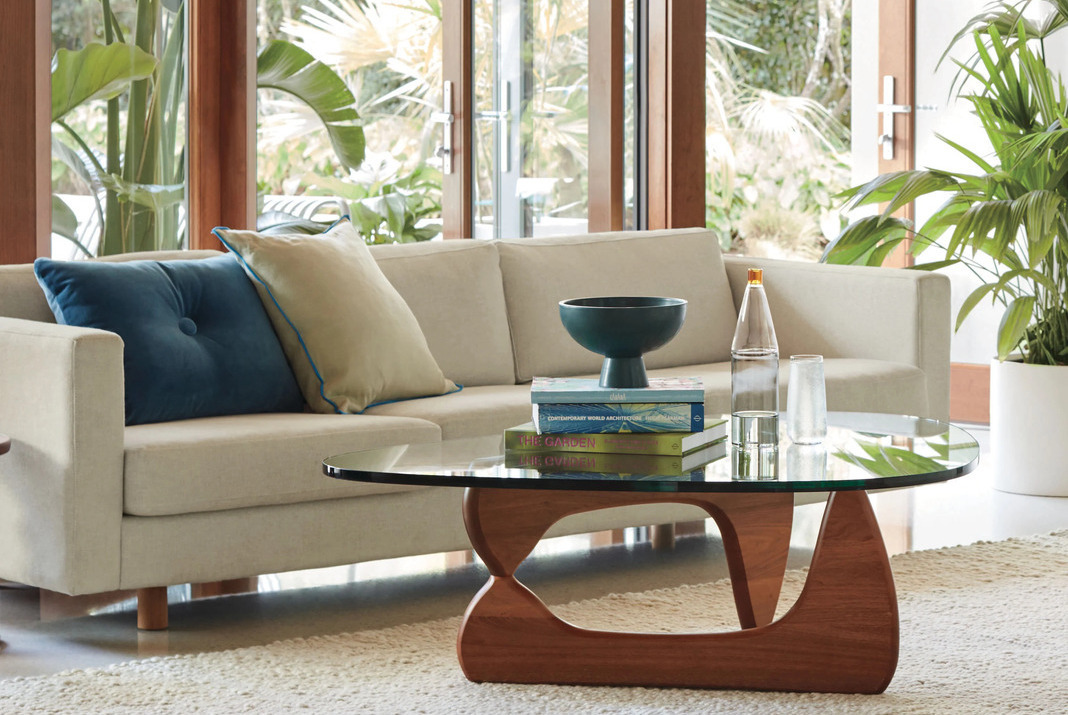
[787,355,827,444]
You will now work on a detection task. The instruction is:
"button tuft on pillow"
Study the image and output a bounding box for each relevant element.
[178,317,198,336]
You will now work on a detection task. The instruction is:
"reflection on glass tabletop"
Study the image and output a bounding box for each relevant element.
[323,412,979,493]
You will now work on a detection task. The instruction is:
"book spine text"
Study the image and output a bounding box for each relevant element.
[504,430,685,456]
[533,402,704,434]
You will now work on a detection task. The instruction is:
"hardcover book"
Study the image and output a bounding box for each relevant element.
[530,376,705,404]
[533,402,704,434]
[504,418,728,456]
[504,437,728,476]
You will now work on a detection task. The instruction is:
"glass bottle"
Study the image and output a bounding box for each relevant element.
[731,268,779,449]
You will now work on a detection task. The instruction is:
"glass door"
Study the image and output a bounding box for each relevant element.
[472,0,590,239]
[256,0,444,244]
[50,0,188,258]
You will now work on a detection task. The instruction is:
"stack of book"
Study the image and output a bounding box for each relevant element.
[503,376,727,479]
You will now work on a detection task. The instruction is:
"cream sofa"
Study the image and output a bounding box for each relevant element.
[0,228,950,627]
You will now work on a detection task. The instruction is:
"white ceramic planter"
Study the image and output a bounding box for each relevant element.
[990,358,1068,496]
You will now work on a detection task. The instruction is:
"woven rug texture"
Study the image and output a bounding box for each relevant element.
[1,531,1065,714]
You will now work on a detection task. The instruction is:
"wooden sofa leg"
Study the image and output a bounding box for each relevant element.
[137,587,168,630]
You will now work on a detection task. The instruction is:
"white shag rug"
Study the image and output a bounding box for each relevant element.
[2,531,1066,714]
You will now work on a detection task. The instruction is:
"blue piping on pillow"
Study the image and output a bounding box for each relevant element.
[213,222,346,414]
[358,383,464,413]
[213,217,462,415]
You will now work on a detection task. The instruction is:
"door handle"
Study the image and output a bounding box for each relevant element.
[431,81,454,174]
[876,75,912,160]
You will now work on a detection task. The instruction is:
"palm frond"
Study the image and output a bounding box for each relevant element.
[822,215,911,266]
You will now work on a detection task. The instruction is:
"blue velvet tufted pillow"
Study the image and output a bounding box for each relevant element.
[33,255,305,425]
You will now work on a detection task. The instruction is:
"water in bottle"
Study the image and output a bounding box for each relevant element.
[731,268,779,466]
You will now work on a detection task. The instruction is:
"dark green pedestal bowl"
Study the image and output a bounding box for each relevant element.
[558,296,687,389]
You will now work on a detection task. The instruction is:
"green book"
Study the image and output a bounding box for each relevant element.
[504,437,727,475]
[503,418,728,457]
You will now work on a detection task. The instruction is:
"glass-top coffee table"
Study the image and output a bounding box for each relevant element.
[324,412,978,694]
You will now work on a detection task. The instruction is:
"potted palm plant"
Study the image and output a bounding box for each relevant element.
[822,2,1068,496]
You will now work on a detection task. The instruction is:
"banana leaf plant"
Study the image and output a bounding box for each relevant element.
[822,2,1068,366]
[52,0,365,256]
[299,158,442,244]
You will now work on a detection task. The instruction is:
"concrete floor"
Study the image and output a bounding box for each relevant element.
[1,422,1066,680]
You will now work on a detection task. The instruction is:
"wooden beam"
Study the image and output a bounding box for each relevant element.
[188,0,255,250]
[877,0,916,267]
[950,362,990,424]
[588,0,625,233]
[442,0,474,239]
[647,0,706,230]
[0,0,51,264]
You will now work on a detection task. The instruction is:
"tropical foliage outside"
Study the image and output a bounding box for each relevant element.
[52,0,853,254]
[51,0,186,256]
[51,0,366,255]
[261,0,851,252]
[257,0,446,243]
[705,0,853,259]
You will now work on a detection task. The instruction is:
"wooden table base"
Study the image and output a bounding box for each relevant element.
[458,488,898,694]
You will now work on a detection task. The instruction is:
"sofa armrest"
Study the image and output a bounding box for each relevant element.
[722,256,951,420]
[0,317,125,594]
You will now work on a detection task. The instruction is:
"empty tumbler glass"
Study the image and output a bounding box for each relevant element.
[787,355,827,444]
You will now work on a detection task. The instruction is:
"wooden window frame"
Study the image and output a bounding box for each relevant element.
[878,0,916,269]
[187,0,256,250]
[441,0,474,239]
[0,0,255,262]
[3,0,696,257]
[646,0,705,230]
[588,1,625,233]
[0,0,51,264]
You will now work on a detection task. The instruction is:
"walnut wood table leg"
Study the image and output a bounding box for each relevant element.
[703,492,793,628]
[458,488,897,693]
[462,488,791,624]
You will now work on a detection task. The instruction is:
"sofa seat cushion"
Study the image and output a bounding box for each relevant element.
[123,413,441,516]
[371,240,514,387]
[648,358,930,418]
[497,229,738,382]
[364,384,535,439]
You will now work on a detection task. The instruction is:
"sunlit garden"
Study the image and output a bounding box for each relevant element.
[51,0,851,258]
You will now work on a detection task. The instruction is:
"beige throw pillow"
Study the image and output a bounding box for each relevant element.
[213,220,458,414]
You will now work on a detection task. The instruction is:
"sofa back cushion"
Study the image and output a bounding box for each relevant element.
[0,265,55,323]
[371,240,515,387]
[497,229,737,382]
[33,254,304,425]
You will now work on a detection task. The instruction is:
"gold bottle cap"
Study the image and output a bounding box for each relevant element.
[747,268,763,285]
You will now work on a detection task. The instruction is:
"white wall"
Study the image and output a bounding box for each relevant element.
[852,0,1068,364]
